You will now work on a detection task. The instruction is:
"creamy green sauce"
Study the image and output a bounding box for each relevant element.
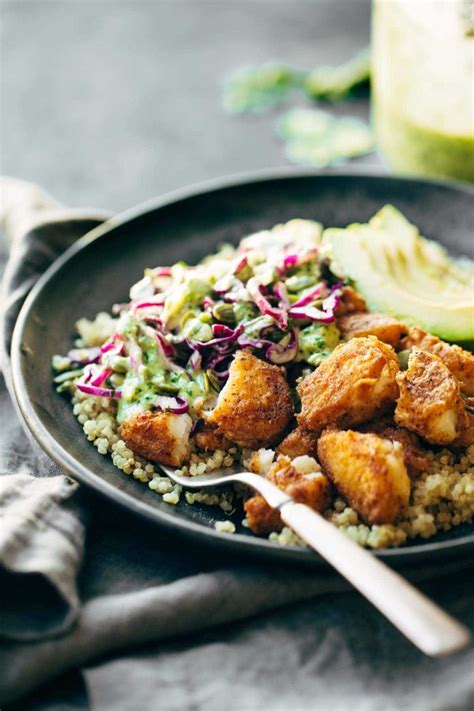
[374,100,474,183]
[117,370,210,424]
[372,0,474,183]
[297,323,341,366]
[115,312,213,423]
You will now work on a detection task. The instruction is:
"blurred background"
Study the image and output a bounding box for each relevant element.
[2,0,473,214]
[1,0,375,212]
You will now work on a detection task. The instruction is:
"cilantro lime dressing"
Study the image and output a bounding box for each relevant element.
[373,0,474,182]
[117,370,210,424]
[115,311,213,423]
[297,322,341,366]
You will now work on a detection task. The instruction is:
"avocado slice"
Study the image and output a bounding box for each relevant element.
[323,205,474,344]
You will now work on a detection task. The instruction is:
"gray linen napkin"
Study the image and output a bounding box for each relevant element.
[0,178,348,705]
[0,178,110,646]
[1,178,473,710]
[0,473,83,640]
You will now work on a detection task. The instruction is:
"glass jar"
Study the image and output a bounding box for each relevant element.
[372,0,474,183]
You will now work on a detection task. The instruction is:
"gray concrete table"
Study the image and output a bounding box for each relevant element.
[2,0,373,213]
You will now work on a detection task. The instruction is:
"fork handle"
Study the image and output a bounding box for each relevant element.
[279,501,471,657]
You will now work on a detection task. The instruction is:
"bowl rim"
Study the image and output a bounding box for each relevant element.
[10,167,474,566]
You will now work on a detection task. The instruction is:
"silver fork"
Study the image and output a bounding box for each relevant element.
[160,463,471,657]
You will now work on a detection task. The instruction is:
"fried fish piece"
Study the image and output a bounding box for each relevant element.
[297,336,400,433]
[394,348,466,445]
[246,448,276,476]
[400,327,474,396]
[452,409,474,448]
[337,312,407,349]
[317,428,410,525]
[244,495,282,535]
[358,417,429,477]
[193,422,231,452]
[277,426,318,458]
[244,457,331,535]
[207,350,294,449]
[334,285,367,316]
[119,410,192,467]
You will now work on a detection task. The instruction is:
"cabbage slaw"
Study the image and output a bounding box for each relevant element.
[53,219,344,422]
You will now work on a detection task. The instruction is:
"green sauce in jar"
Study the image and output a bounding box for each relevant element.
[372,0,474,183]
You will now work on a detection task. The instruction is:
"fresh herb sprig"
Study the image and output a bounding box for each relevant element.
[223,48,370,114]
[223,48,373,168]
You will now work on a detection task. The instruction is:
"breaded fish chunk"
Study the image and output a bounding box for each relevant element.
[207,350,294,449]
[119,411,192,467]
[452,410,474,448]
[244,495,282,535]
[334,286,367,316]
[400,327,474,396]
[277,426,318,458]
[244,457,331,535]
[317,429,410,524]
[297,336,400,433]
[358,417,429,477]
[193,422,231,452]
[395,349,466,445]
[337,312,407,349]
[246,448,276,476]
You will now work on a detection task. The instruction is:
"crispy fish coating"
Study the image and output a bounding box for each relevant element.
[244,496,282,535]
[334,285,367,316]
[193,422,231,452]
[207,350,294,449]
[358,417,429,477]
[394,349,466,445]
[246,448,276,476]
[119,411,192,467]
[452,409,474,448]
[337,312,407,349]
[244,457,331,535]
[297,336,400,433]
[277,426,318,458]
[317,429,410,524]
[400,327,474,396]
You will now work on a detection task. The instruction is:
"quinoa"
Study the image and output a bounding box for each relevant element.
[270,527,306,548]
[214,521,236,534]
[75,312,117,347]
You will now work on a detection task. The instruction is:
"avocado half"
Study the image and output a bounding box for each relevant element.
[323,205,474,345]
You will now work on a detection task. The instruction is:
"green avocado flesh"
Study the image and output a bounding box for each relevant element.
[323,205,474,344]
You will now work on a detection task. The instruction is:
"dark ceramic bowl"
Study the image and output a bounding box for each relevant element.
[11,169,474,567]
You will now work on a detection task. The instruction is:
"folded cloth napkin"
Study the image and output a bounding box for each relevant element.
[0,473,83,641]
[1,178,473,711]
[0,178,109,647]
